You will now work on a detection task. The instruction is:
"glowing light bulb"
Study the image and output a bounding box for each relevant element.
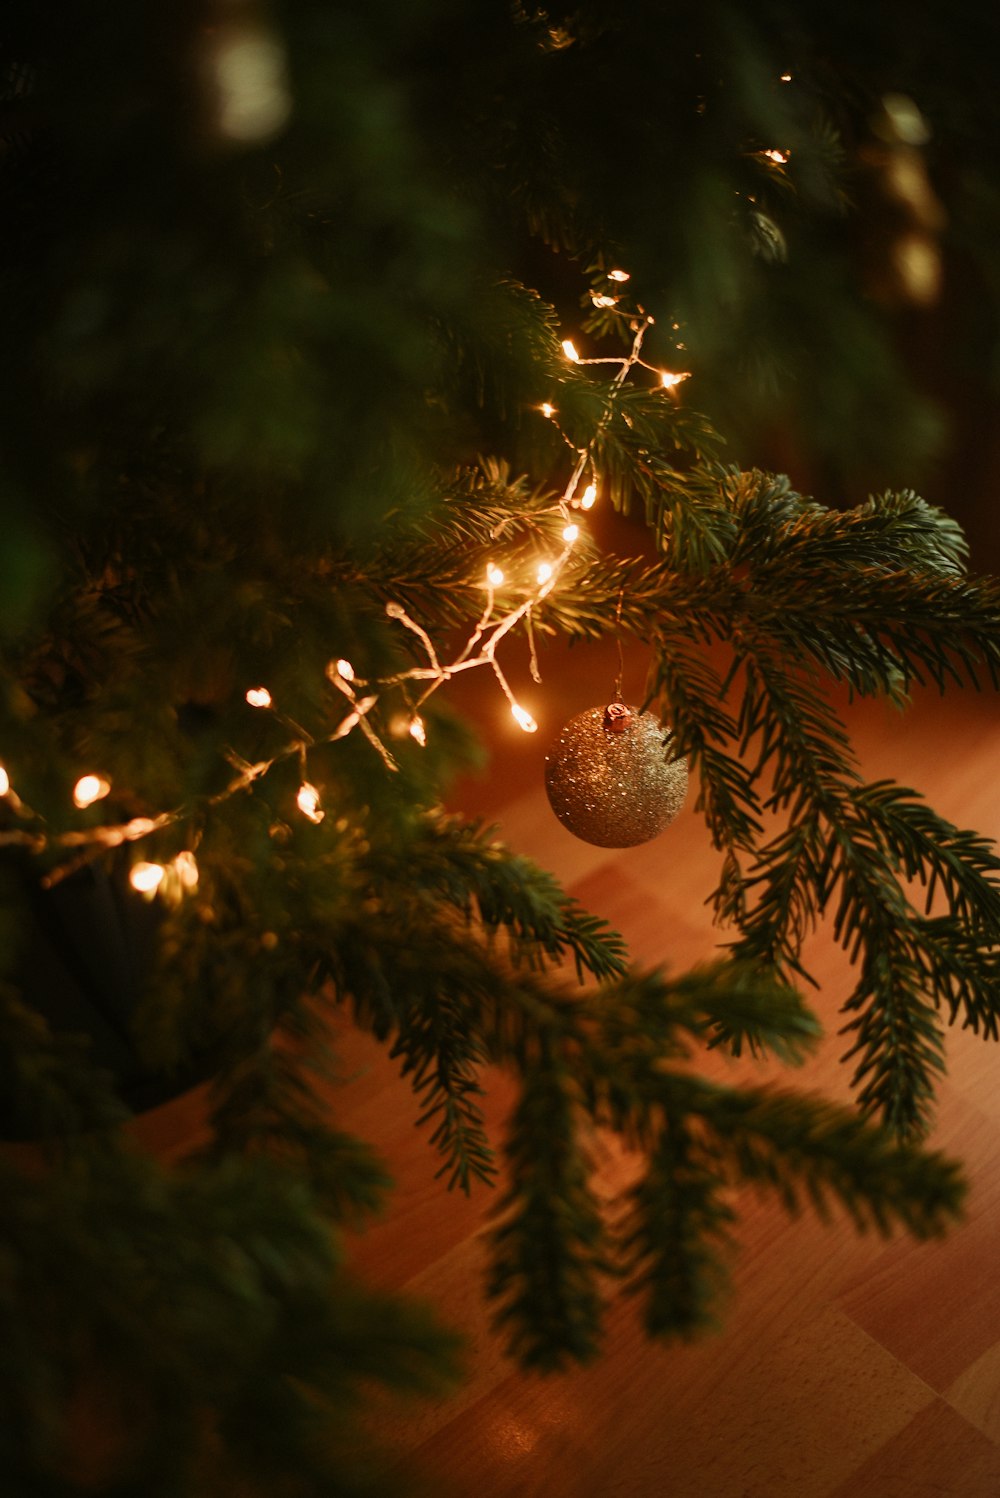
[780,72,792,83]
[0,765,9,796]
[72,774,111,809]
[130,862,166,895]
[335,659,355,682]
[660,370,691,390]
[607,269,630,282]
[246,687,272,708]
[296,782,324,823]
[124,817,157,840]
[209,21,292,144]
[536,562,554,584]
[409,716,427,747]
[562,523,580,543]
[173,851,199,889]
[763,148,789,164]
[487,563,505,587]
[580,483,597,510]
[540,402,556,419]
[511,704,538,734]
[591,294,618,308]
[561,339,580,362]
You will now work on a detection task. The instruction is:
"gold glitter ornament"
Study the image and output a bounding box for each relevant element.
[544,703,688,847]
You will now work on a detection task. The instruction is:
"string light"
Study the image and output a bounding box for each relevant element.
[296,782,324,823]
[72,774,111,809]
[2,311,671,873]
[317,314,662,755]
[540,402,556,419]
[591,294,618,308]
[143,853,198,909]
[130,862,166,895]
[173,850,200,889]
[780,72,793,83]
[762,148,789,164]
[607,269,630,282]
[660,370,691,390]
[125,817,157,840]
[205,17,292,145]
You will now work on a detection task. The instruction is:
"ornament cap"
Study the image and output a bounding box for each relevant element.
[603,701,632,734]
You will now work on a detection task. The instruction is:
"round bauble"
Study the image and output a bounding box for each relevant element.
[543,703,688,848]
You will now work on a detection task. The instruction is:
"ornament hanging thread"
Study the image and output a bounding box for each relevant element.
[544,703,688,848]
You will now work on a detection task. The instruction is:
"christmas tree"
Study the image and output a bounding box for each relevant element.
[3,2,1000,1491]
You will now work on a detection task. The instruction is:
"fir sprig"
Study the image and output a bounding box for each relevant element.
[649,624,763,855]
[487,1038,609,1369]
[482,960,964,1361]
[652,1076,965,1238]
[390,986,497,1194]
[385,810,630,980]
[207,1045,396,1226]
[618,1112,736,1339]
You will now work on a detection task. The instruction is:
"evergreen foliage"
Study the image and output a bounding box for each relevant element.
[1,1,999,1490]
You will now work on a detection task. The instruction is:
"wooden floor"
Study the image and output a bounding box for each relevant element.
[322,633,1000,1498]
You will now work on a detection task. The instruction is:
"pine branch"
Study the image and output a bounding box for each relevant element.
[724,820,826,983]
[0,1149,461,1494]
[837,937,948,1142]
[590,393,726,564]
[537,470,1000,705]
[729,645,952,1139]
[910,916,1000,1039]
[432,277,562,422]
[852,781,1000,932]
[328,912,557,1192]
[357,463,578,630]
[478,960,962,1358]
[649,624,762,858]
[590,962,822,1081]
[389,811,629,981]
[487,1038,609,1370]
[728,479,968,577]
[652,1075,965,1239]
[722,478,1000,693]
[0,981,128,1143]
[390,994,497,1196]
[207,1045,395,1226]
[617,1111,736,1339]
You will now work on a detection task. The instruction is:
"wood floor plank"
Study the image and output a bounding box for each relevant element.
[836,1105,1000,1391]
[946,1341,1000,1444]
[827,1398,1000,1497]
[403,1303,934,1498]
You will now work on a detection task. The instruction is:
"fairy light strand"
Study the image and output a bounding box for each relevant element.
[0,301,689,871]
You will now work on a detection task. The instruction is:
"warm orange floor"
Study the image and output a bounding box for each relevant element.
[328,635,1000,1498]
